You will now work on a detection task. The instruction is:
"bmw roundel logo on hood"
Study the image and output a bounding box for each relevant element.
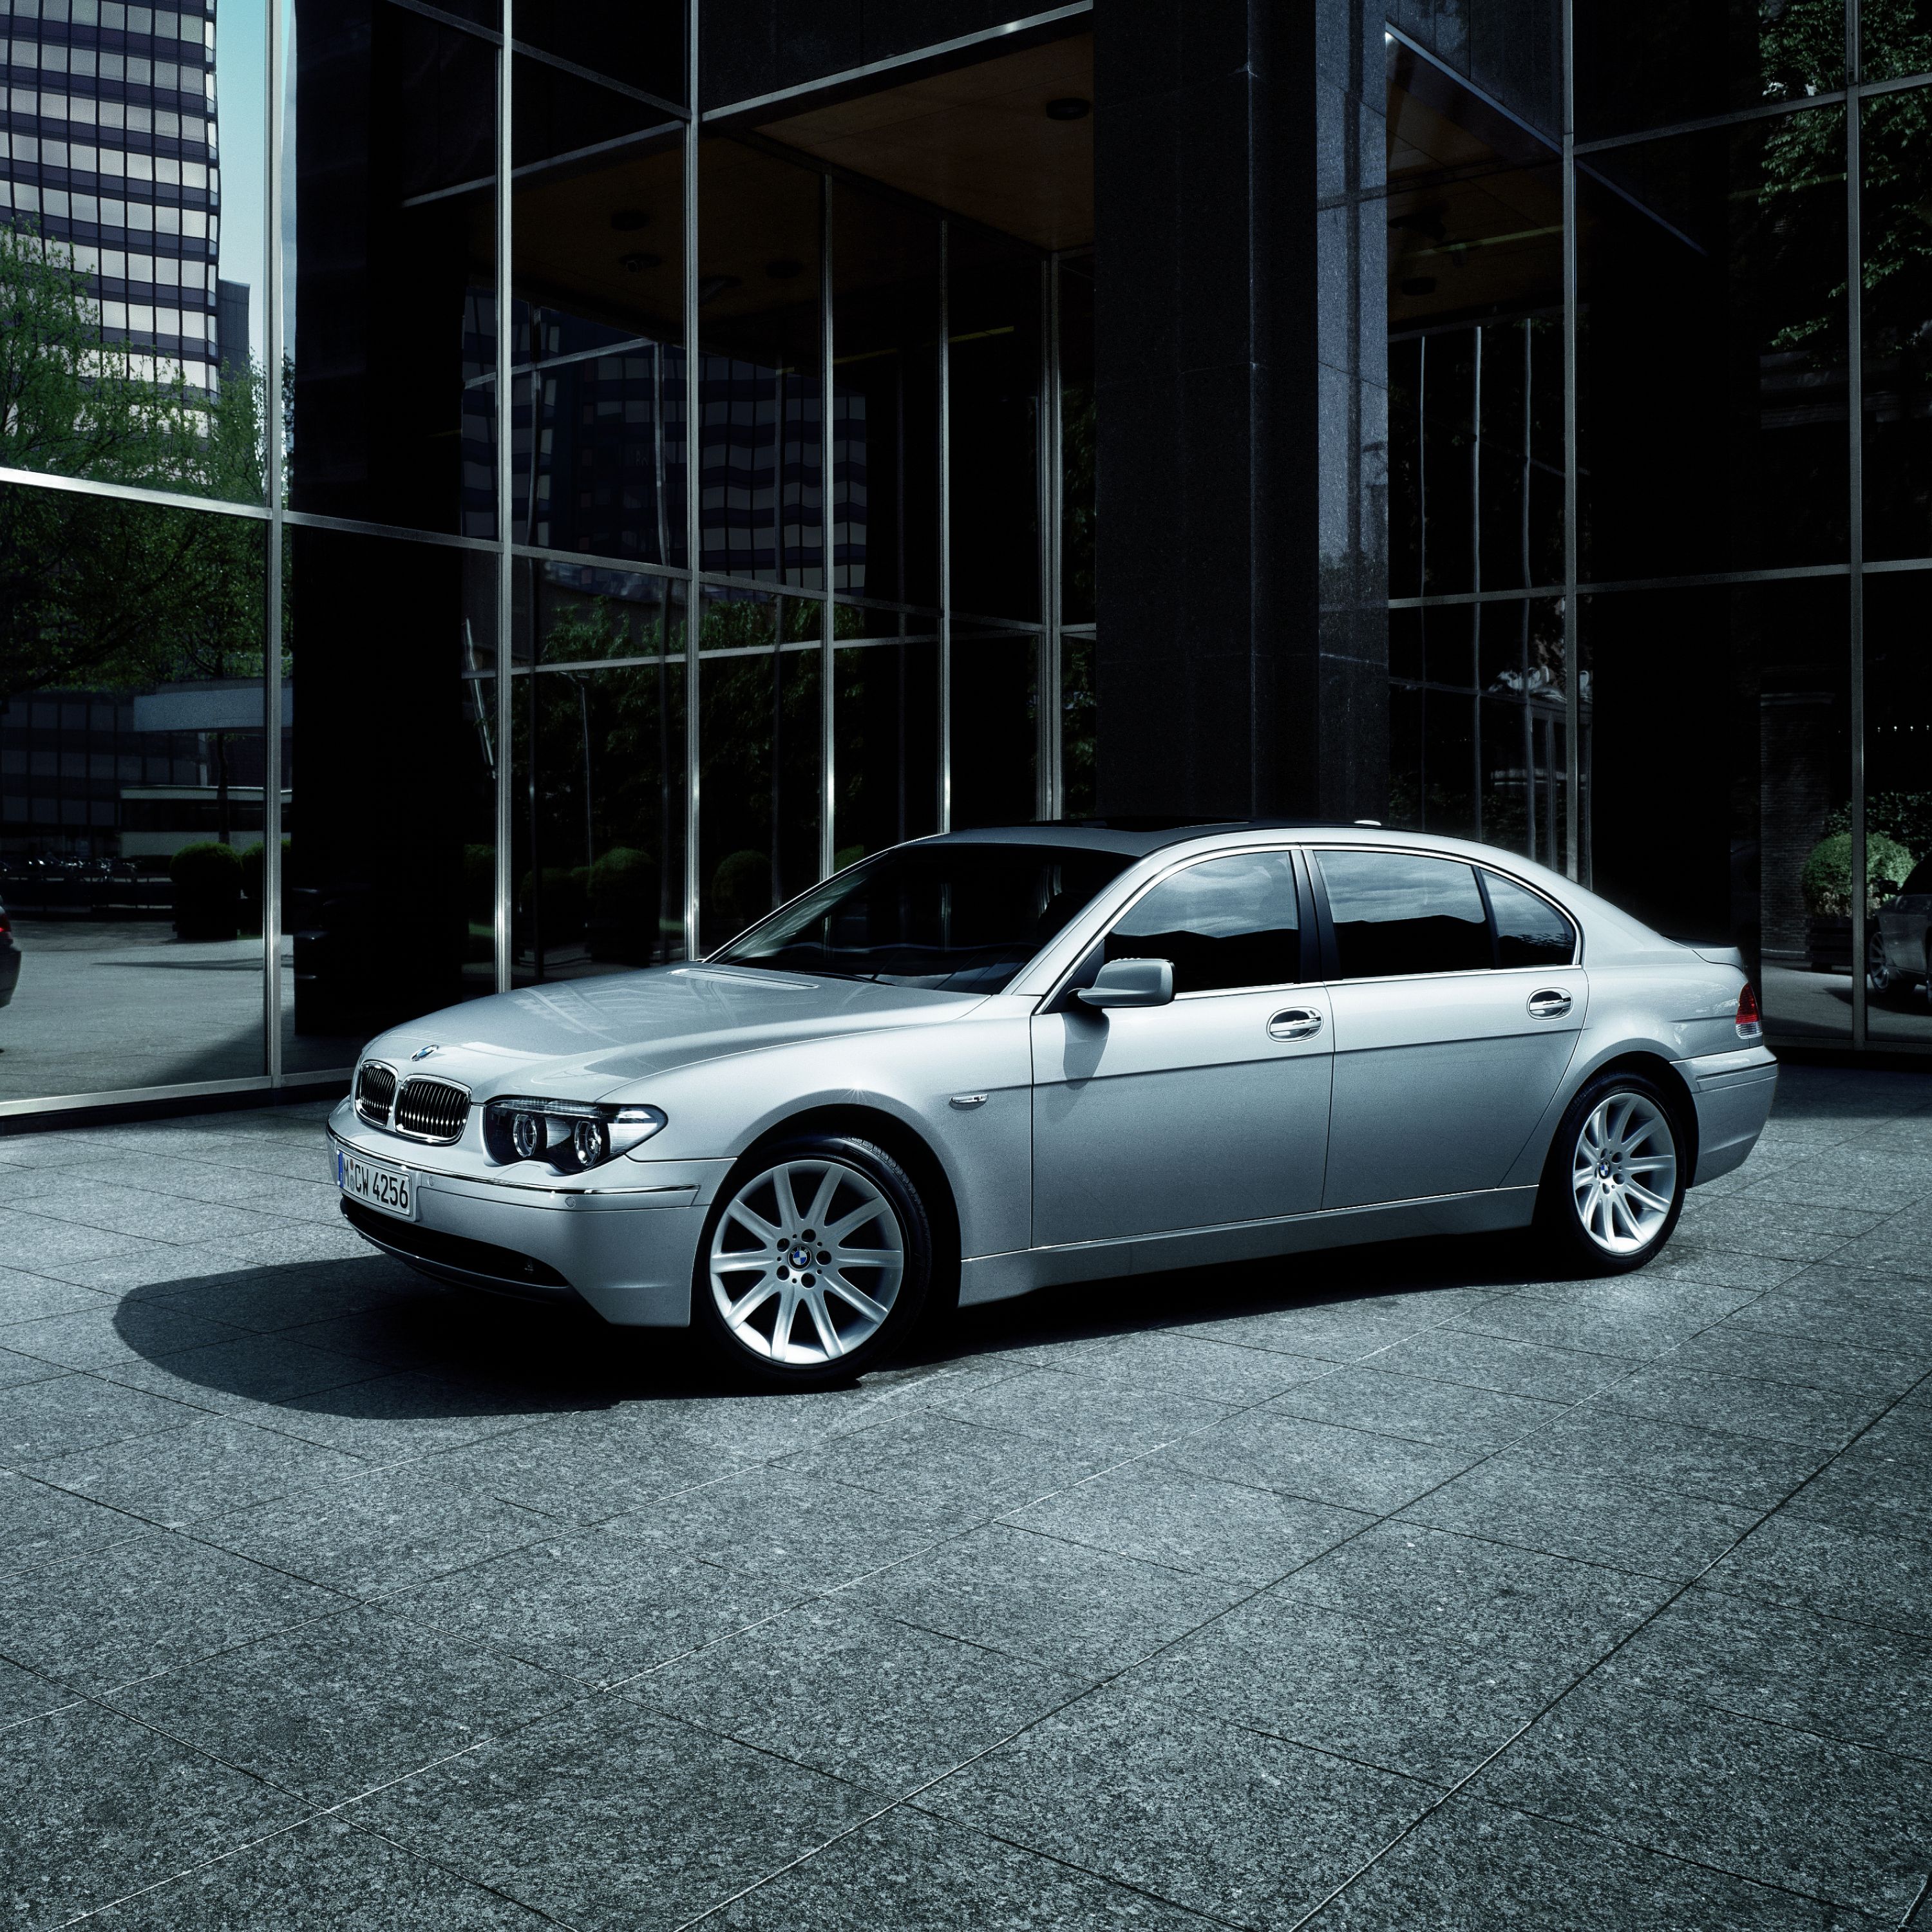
[410,1045,440,1061]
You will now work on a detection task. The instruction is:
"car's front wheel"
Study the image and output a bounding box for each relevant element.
[1539,1072,1686,1274]
[691,1133,932,1388]
[1869,931,1899,998]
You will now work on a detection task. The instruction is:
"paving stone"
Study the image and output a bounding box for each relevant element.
[87,1817,556,1929]
[634,1600,1090,1795]
[1003,1458,1372,1586]
[355,1698,873,1932]
[1125,1591,1564,1784]
[1397,1454,1758,1580]
[1313,1796,1869,1930]
[193,1457,558,1598]
[795,1409,1114,1517]
[714,1806,1220,1931]
[846,1521,1245,1675]
[929,1363,1235,1449]
[1273,1522,1671,1667]
[0,1700,303,1927]
[1699,1511,1932,1638]
[918,1680,1437,1929]
[109,1601,578,1803]
[1474,1679,1932,1918]
[1014,1323,1336,1403]
[1173,1295,1443,1362]
[35,1413,370,1526]
[1367,1325,1628,1403]
[0,1267,115,1324]
[1606,1586,1932,1761]
[1168,1406,1481,1515]
[1265,1365,1573,1452]
[0,1370,206,1464]
[0,1530,341,1690]
[384,1518,799,1686]
[1516,1406,1830,1511]
[1596,1365,1885,1448]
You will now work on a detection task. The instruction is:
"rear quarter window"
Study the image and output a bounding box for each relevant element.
[1484,872,1578,967]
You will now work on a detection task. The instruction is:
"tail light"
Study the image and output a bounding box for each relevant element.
[1736,981,1762,1041]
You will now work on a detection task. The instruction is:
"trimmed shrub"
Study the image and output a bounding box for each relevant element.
[587,846,660,963]
[171,841,242,941]
[1801,829,1914,919]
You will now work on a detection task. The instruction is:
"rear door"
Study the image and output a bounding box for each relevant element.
[1314,849,1585,1209]
[1031,848,1333,1247]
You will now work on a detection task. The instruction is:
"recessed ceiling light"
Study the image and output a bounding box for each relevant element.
[1045,96,1091,120]
[611,209,650,231]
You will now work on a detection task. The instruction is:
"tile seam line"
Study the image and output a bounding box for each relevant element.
[1281,1357,1932,1928]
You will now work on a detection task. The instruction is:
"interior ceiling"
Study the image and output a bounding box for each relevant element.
[1386,60,1566,332]
[757,32,1095,252]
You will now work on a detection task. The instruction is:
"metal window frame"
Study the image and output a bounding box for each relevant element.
[1394,0,1927,1057]
[0,0,1094,1121]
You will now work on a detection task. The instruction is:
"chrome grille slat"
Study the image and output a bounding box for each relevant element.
[393,1075,470,1144]
[355,1062,397,1128]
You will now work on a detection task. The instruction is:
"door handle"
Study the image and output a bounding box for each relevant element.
[1527,988,1573,1019]
[1269,1007,1323,1041]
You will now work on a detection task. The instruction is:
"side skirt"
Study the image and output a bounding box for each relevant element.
[957,1186,1541,1307]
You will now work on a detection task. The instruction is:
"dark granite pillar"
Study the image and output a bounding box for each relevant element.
[1094,0,1388,820]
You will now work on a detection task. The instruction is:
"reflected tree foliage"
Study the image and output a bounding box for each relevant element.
[0,225,267,707]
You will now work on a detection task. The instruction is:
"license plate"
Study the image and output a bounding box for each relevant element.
[334,1146,417,1222]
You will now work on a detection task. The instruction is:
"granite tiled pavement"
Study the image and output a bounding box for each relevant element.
[0,1067,1927,1927]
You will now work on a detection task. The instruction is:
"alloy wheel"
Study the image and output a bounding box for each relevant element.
[1570,1090,1678,1255]
[707,1157,906,1367]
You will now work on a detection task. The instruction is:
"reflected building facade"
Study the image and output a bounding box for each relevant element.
[1,0,1929,1119]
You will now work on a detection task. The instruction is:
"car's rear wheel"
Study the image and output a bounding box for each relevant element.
[1539,1072,1686,1274]
[1868,931,1899,998]
[691,1133,931,1388]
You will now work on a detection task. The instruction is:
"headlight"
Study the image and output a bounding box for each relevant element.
[482,1097,666,1171]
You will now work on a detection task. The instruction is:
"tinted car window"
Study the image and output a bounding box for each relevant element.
[718,843,1132,993]
[1106,851,1301,994]
[1319,850,1490,978]
[1902,858,1932,896]
[1484,872,1577,967]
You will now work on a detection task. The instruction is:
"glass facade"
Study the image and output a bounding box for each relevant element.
[5,0,1931,1121]
[1375,0,1932,1050]
[0,1,1094,1113]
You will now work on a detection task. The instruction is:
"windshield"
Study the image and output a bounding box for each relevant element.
[717,843,1134,992]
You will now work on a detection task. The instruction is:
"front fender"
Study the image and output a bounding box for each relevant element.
[629,1001,1035,1261]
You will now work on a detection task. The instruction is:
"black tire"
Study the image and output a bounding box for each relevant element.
[1537,1070,1688,1276]
[690,1133,933,1389]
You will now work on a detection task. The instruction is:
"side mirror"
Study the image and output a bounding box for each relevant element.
[1076,957,1175,1010]
[1875,880,1901,900]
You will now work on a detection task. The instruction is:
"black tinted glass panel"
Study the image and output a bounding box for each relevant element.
[1320,851,1490,978]
[719,844,1130,994]
[1107,852,1301,994]
[1903,860,1932,896]
[1484,871,1577,966]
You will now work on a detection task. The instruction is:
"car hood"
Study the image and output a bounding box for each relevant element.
[364,964,987,1101]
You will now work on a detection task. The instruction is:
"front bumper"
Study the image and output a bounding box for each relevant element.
[325,1110,728,1325]
[1680,1044,1778,1186]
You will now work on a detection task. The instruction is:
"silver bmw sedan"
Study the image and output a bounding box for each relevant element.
[327,821,1776,1387]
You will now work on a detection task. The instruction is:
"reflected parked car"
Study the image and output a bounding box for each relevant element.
[0,895,18,1007]
[1870,857,1932,1002]
[327,821,1777,1388]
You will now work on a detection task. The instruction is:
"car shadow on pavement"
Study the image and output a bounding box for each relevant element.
[106,1226,1560,1417]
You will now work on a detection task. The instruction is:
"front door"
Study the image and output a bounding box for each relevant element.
[1314,849,1586,1209]
[1031,849,1333,1248]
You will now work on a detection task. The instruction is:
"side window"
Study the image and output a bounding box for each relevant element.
[1484,872,1578,967]
[1318,850,1490,978]
[1903,858,1932,896]
[1106,851,1302,995]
